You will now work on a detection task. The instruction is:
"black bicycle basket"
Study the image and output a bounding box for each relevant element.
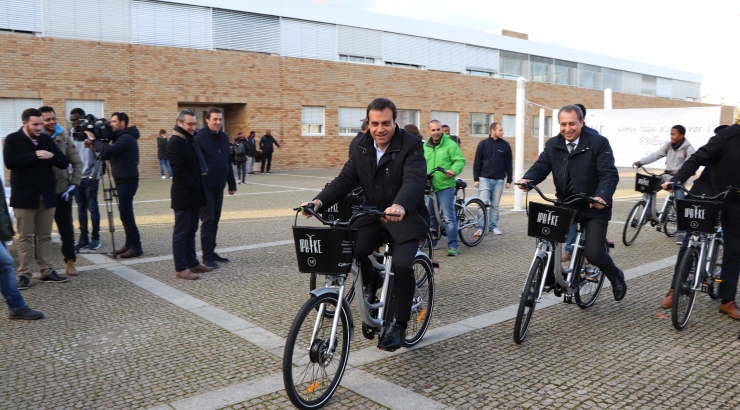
[676,199,721,234]
[634,173,662,193]
[292,226,358,273]
[526,202,576,243]
[321,186,364,222]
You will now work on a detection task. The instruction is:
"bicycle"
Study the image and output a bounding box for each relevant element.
[622,166,678,246]
[425,167,488,247]
[513,182,610,344]
[284,204,435,409]
[669,183,737,330]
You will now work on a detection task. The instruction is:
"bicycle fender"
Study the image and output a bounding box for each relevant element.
[535,250,548,260]
[309,288,355,341]
[462,196,484,207]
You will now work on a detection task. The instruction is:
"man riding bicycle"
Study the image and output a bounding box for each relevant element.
[302,98,428,352]
[517,104,627,302]
[632,124,695,246]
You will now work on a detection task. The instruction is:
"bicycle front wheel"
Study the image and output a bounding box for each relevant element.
[514,256,545,344]
[418,231,435,261]
[309,273,356,310]
[672,247,699,330]
[405,254,435,347]
[283,293,351,409]
[622,201,646,246]
[574,243,607,308]
[662,200,678,237]
[458,198,487,247]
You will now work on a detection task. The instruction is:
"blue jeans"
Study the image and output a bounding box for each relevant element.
[173,206,201,271]
[75,178,100,242]
[116,182,141,250]
[426,188,458,249]
[159,159,173,177]
[564,223,580,254]
[0,243,26,312]
[236,161,246,182]
[477,178,504,231]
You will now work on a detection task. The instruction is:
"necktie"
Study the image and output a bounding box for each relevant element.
[566,143,575,195]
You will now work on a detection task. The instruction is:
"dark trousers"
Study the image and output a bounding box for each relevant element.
[54,193,76,262]
[260,151,273,173]
[200,188,224,262]
[173,206,202,272]
[116,182,141,250]
[353,221,418,325]
[236,160,246,182]
[579,218,620,282]
[74,178,100,241]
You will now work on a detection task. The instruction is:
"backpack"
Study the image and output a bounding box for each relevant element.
[235,141,247,158]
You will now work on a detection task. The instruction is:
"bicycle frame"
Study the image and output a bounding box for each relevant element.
[531,231,584,303]
[637,190,673,224]
[426,187,486,239]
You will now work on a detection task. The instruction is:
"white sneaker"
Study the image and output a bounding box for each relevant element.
[161,175,166,179]
[493,228,502,235]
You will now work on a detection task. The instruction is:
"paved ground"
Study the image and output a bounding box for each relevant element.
[2,165,739,410]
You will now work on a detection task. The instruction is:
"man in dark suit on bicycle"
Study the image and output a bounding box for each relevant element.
[302,97,429,352]
[518,104,627,301]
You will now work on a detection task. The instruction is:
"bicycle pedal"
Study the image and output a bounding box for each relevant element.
[563,294,574,304]
[362,323,376,340]
[701,283,709,293]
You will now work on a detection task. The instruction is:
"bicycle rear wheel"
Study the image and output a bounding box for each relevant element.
[662,200,678,237]
[672,247,699,330]
[622,201,646,246]
[405,254,435,347]
[514,256,545,344]
[458,198,487,247]
[574,243,607,308]
[418,231,435,261]
[283,293,351,410]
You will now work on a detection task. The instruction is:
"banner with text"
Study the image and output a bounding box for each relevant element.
[586,107,723,169]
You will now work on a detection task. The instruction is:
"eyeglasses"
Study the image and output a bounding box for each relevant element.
[181,122,197,126]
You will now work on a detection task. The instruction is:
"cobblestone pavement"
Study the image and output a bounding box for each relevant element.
[3,166,738,410]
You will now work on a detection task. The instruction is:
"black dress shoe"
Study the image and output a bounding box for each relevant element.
[212,254,229,263]
[612,269,627,301]
[9,307,44,320]
[378,324,406,352]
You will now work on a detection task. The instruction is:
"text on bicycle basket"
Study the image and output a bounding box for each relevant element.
[537,210,560,227]
[299,234,323,254]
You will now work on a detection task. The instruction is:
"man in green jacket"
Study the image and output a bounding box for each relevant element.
[424,120,466,256]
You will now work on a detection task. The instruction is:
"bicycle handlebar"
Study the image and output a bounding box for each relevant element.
[634,165,672,178]
[666,183,740,201]
[427,166,446,177]
[294,202,399,227]
[515,182,610,207]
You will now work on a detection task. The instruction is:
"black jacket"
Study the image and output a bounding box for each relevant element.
[473,136,513,183]
[168,126,206,210]
[523,127,619,221]
[157,136,168,160]
[245,137,257,157]
[92,126,140,184]
[0,179,14,240]
[259,135,280,153]
[315,126,429,244]
[195,127,237,191]
[3,128,69,209]
[671,124,740,200]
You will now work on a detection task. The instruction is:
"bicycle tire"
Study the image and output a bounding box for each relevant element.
[514,256,545,344]
[574,243,607,308]
[418,231,435,261]
[283,293,351,410]
[405,254,435,347]
[458,198,488,247]
[622,201,646,246]
[706,237,723,300]
[662,200,678,237]
[672,246,699,330]
[309,272,356,315]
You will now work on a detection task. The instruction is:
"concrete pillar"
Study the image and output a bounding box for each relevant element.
[538,108,545,154]
[604,88,613,110]
[514,77,526,212]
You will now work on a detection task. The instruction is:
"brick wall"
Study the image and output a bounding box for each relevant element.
[1,33,733,176]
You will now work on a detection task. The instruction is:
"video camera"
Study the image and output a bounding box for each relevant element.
[71,114,112,142]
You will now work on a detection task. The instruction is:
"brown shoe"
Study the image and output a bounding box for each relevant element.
[119,248,143,259]
[660,288,674,309]
[719,301,740,320]
[176,269,199,280]
[66,260,78,276]
[561,253,572,262]
[114,246,130,255]
[190,265,214,274]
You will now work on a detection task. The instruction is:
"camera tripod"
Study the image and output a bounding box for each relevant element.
[75,151,120,258]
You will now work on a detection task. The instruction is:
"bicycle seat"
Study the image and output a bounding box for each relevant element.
[456,179,467,189]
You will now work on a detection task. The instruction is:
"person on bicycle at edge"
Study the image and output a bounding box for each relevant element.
[661,124,740,319]
[517,104,627,302]
[632,124,696,246]
[301,98,429,352]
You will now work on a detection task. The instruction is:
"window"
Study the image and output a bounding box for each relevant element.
[502,115,516,137]
[0,0,42,33]
[132,0,212,50]
[602,68,623,93]
[339,55,374,64]
[427,39,464,73]
[396,110,419,128]
[499,51,528,79]
[431,111,458,136]
[301,106,324,135]
[385,61,420,69]
[553,59,577,86]
[339,107,365,135]
[529,56,553,83]
[281,18,336,61]
[578,63,602,90]
[623,71,642,94]
[382,32,427,67]
[0,98,43,140]
[338,26,382,60]
[465,45,499,74]
[44,0,130,43]
[641,75,657,96]
[657,77,673,98]
[65,100,105,120]
[466,69,494,77]
[532,116,552,137]
[213,9,280,54]
[469,113,493,136]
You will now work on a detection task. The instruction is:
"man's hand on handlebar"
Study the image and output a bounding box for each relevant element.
[661,181,674,192]
[300,199,322,218]
[382,204,405,223]
[443,170,455,178]
[516,178,531,191]
[590,196,607,209]
[632,161,641,168]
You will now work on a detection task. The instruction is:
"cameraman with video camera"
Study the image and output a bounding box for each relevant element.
[83,112,143,258]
